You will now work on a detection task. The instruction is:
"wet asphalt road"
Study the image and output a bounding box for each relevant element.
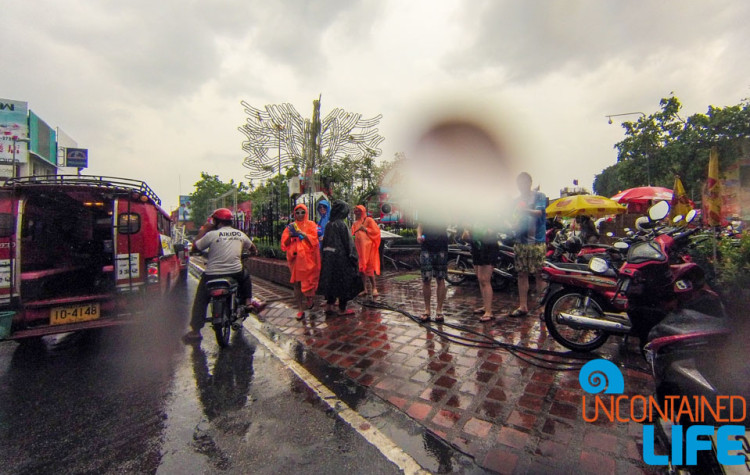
[0,279,400,474]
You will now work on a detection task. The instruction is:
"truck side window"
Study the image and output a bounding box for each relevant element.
[118,213,140,234]
[0,213,14,237]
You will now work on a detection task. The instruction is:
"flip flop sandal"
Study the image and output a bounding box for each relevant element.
[372,290,380,297]
[510,308,528,317]
[295,311,305,320]
[479,314,494,322]
[419,313,431,322]
[434,314,445,322]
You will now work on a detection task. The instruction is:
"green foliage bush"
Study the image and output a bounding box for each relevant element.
[252,237,285,260]
[397,228,417,237]
[688,232,750,306]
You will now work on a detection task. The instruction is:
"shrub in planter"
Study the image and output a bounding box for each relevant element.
[253,239,286,259]
[688,232,750,315]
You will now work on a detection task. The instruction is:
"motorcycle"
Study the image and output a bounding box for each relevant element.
[546,229,627,267]
[643,310,749,473]
[206,274,244,347]
[193,250,259,348]
[540,202,722,352]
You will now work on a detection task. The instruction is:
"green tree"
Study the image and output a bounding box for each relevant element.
[189,173,250,225]
[594,96,750,200]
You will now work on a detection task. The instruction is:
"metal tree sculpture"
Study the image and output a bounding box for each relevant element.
[238,97,384,183]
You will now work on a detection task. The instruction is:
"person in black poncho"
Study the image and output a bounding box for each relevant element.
[318,200,364,316]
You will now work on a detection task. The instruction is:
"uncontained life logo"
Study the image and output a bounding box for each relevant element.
[578,359,748,467]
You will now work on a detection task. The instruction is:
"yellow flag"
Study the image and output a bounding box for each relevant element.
[704,147,721,226]
[670,176,691,219]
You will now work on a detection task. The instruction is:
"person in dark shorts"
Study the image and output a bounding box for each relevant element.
[416,222,449,322]
[462,225,499,322]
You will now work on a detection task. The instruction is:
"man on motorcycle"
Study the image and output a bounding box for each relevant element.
[183,208,258,342]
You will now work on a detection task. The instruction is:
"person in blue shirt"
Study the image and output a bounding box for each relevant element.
[510,172,547,317]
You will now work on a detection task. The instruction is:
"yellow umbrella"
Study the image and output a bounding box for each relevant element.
[546,194,627,218]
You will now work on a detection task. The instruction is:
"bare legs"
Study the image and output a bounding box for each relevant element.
[517,271,530,312]
[422,278,447,316]
[360,274,378,298]
[293,282,305,313]
[476,265,493,320]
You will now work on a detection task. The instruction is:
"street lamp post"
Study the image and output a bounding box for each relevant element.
[605,112,651,185]
[11,136,31,179]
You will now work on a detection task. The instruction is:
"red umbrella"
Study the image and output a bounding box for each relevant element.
[611,186,674,204]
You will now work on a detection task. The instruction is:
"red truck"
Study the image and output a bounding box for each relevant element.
[0,175,182,342]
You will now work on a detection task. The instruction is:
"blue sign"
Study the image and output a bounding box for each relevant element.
[65,148,88,168]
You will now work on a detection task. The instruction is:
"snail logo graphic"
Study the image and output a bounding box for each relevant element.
[579,359,747,467]
[578,359,624,395]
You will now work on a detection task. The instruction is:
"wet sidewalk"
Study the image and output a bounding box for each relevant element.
[248,270,658,474]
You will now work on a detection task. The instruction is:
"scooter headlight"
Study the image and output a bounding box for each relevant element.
[588,257,609,274]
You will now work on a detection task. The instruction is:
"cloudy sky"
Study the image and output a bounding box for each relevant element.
[4,0,749,212]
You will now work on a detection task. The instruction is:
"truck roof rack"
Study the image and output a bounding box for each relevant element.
[2,175,161,205]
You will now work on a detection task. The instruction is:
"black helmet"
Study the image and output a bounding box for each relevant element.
[563,235,583,254]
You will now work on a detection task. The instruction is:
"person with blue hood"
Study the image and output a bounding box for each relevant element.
[316,199,331,245]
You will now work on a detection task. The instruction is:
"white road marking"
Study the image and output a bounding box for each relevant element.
[243,316,430,475]
[190,259,429,474]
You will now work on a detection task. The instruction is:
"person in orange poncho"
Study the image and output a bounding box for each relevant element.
[281,204,321,320]
[351,205,381,298]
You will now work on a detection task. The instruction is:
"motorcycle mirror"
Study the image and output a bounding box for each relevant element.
[648,200,670,221]
[606,232,614,237]
[685,209,697,223]
[623,227,631,233]
[588,257,609,274]
[672,215,684,225]
[613,241,629,250]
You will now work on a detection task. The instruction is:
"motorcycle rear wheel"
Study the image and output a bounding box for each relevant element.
[544,291,610,352]
[210,299,231,348]
[490,257,514,291]
[446,258,469,285]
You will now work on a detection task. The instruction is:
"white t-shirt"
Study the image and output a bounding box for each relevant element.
[194,227,253,275]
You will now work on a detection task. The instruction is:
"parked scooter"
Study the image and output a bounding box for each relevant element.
[643,310,749,473]
[540,202,722,352]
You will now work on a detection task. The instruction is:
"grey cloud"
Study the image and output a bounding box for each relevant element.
[448,0,750,83]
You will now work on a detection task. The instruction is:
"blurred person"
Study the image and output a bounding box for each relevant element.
[575,214,599,244]
[351,205,381,299]
[463,224,500,323]
[510,172,547,317]
[281,204,321,320]
[318,200,362,316]
[416,221,449,322]
[184,208,257,342]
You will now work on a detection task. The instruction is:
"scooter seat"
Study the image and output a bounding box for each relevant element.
[206,277,239,292]
[648,309,729,340]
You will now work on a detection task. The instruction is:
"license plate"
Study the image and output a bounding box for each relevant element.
[50,303,101,325]
[711,427,750,474]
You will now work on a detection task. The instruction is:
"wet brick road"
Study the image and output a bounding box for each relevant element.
[248,270,661,474]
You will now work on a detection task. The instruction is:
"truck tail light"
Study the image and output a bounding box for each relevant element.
[146,259,159,284]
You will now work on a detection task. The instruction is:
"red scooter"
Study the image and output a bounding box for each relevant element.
[540,202,722,352]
